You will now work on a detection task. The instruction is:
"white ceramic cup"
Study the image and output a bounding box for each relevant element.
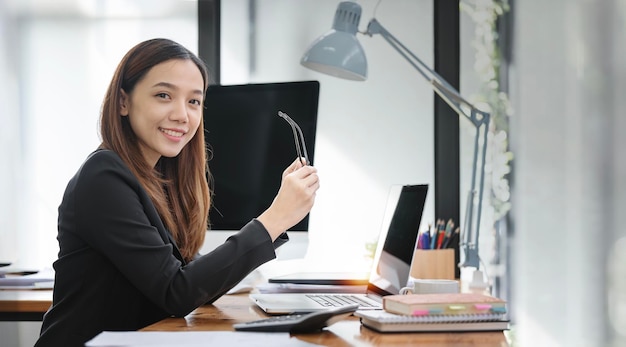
[399,279,460,295]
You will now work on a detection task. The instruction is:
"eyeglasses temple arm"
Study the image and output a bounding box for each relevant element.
[278,111,309,166]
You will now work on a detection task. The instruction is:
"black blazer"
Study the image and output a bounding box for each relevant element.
[35,150,288,347]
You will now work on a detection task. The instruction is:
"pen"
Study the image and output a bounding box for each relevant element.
[443,227,460,249]
[430,221,438,249]
[445,219,454,236]
[5,271,39,276]
[436,228,446,249]
[441,219,454,248]
[435,219,446,249]
[417,230,423,249]
[420,224,432,249]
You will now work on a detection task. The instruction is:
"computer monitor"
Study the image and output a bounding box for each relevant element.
[203,80,320,232]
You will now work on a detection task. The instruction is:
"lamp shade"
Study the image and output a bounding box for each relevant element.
[300,1,368,81]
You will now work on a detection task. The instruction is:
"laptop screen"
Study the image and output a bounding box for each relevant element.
[367,184,428,297]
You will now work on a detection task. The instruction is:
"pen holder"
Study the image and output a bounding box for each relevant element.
[410,249,455,280]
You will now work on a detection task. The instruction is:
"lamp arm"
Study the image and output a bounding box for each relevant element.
[365,18,490,269]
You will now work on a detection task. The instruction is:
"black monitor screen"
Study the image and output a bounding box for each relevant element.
[203,80,319,231]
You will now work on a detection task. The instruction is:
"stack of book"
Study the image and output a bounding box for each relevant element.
[355,292,509,332]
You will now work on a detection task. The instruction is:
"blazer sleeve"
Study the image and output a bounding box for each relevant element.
[71,151,285,316]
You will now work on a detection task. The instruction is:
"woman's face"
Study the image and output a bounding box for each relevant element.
[120,58,204,167]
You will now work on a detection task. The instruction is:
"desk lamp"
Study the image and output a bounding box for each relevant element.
[300,1,490,270]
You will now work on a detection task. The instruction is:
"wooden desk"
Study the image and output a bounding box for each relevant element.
[144,294,509,347]
[0,290,52,321]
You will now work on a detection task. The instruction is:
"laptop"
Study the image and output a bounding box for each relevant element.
[250,184,429,314]
[268,271,370,286]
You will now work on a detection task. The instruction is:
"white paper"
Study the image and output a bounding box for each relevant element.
[85,331,322,347]
[0,267,54,289]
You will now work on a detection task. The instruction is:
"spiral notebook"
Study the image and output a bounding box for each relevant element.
[355,310,509,333]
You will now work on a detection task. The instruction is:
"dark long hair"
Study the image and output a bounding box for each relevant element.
[99,38,211,262]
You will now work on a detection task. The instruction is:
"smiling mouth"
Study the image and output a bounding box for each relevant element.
[160,128,185,137]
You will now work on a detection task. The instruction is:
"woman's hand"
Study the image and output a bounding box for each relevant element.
[257,158,320,240]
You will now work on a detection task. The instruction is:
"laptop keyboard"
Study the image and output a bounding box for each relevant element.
[306,294,378,308]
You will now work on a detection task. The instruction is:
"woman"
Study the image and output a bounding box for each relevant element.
[35,38,319,346]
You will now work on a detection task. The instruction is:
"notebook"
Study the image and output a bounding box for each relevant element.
[382,293,507,316]
[250,184,429,314]
[355,310,509,333]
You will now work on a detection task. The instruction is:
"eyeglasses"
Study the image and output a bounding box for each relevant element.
[278,111,309,166]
